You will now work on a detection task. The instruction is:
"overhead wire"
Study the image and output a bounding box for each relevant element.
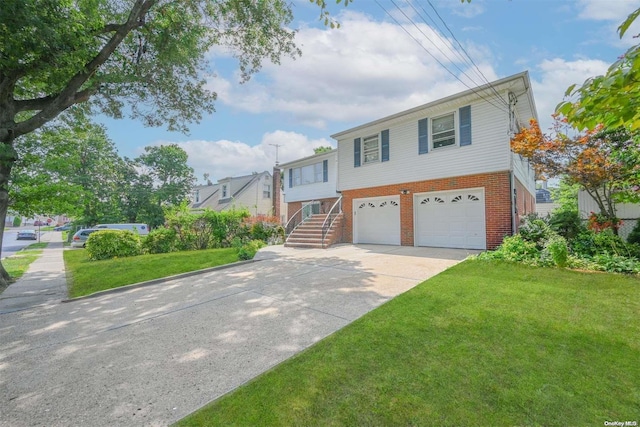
[375,0,509,112]
[422,0,508,107]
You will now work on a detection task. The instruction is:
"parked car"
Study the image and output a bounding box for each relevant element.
[54,224,72,231]
[94,223,149,235]
[33,220,47,226]
[17,230,37,240]
[70,228,100,248]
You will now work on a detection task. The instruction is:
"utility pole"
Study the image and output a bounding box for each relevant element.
[269,143,282,166]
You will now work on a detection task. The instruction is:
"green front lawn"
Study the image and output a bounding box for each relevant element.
[64,248,240,298]
[176,260,640,426]
[4,243,47,280]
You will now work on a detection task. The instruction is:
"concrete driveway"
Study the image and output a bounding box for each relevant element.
[0,244,475,427]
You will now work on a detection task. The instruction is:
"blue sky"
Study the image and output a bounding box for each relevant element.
[96,0,640,184]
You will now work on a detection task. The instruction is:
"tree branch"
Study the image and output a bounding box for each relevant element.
[12,0,158,138]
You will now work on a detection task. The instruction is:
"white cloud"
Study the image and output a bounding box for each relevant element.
[576,0,640,46]
[531,57,610,130]
[577,0,636,22]
[155,131,334,183]
[210,10,498,129]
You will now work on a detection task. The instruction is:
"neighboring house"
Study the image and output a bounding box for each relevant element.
[280,149,340,219]
[284,71,538,250]
[190,170,286,222]
[535,188,559,217]
[578,191,640,241]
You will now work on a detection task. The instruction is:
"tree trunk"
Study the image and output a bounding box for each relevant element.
[0,143,16,291]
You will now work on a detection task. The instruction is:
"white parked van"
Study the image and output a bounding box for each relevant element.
[94,223,150,235]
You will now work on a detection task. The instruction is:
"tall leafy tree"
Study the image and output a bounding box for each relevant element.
[511,117,640,228]
[0,0,350,287]
[132,144,195,228]
[557,8,640,131]
[10,113,125,225]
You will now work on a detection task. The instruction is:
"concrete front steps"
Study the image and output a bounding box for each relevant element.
[285,213,343,249]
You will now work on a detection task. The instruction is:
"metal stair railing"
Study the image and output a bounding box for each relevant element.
[321,196,343,247]
[284,200,318,244]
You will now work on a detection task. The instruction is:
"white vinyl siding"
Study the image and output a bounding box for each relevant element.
[512,152,536,197]
[283,151,339,203]
[337,99,509,191]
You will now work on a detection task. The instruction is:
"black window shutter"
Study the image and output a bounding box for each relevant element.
[354,138,361,167]
[323,159,328,182]
[418,118,429,154]
[381,129,390,162]
[288,168,293,188]
[459,105,472,146]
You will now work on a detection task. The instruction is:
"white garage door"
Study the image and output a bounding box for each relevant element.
[414,188,486,250]
[353,196,401,245]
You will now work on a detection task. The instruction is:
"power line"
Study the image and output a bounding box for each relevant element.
[374,0,508,112]
[422,0,508,107]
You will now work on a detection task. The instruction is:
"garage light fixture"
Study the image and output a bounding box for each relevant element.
[400,189,410,195]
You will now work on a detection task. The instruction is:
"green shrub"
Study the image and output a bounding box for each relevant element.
[238,239,266,261]
[143,227,177,254]
[86,230,142,261]
[484,235,540,263]
[12,217,21,227]
[249,221,285,244]
[548,210,584,240]
[628,219,640,245]
[165,206,251,250]
[544,235,569,268]
[590,253,640,274]
[571,229,640,258]
[518,215,553,249]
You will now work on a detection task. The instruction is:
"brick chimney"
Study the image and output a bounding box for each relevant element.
[272,166,281,222]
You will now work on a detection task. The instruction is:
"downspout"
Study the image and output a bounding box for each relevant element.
[510,171,517,236]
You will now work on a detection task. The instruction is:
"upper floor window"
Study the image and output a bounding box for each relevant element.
[363,134,379,164]
[432,112,456,149]
[292,162,324,186]
[194,190,200,203]
[263,183,271,198]
[222,184,228,198]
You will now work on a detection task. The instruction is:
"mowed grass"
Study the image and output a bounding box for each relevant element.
[176,259,640,426]
[64,248,240,298]
[4,243,47,280]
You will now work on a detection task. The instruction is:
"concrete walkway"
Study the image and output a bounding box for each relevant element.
[0,232,66,314]
[0,242,476,426]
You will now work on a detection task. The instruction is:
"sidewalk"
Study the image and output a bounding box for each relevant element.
[0,232,67,314]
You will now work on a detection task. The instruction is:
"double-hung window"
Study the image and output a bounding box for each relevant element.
[263,183,271,198]
[363,134,379,164]
[432,112,456,149]
[222,184,228,198]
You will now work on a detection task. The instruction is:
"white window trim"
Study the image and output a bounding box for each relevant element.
[361,133,381,165]
[263,182,271,198]
[431,111,458,151]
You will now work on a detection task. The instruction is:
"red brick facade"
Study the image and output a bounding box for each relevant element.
[514,176,536,231]
[341,171,523,250]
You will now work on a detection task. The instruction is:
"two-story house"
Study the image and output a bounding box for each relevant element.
[283,71,538,250]
[191,170,286,222]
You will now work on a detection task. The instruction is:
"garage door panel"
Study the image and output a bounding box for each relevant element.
[415,189,486,250]
[354,196,400,245]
